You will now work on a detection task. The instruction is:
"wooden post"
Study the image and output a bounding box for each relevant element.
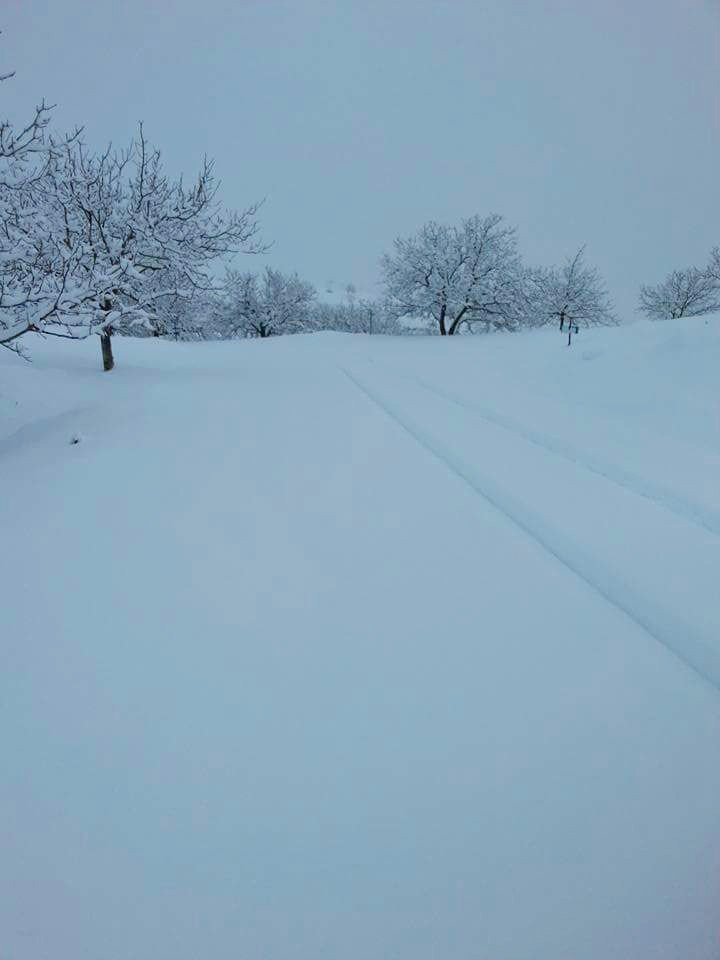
[100,330,115,371]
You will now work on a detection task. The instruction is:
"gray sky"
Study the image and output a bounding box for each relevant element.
[3,0,718,315]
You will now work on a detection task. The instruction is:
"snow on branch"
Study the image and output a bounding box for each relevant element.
[1,120,264,357]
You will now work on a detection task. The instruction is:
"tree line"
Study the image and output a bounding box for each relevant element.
[2,42,718,371]
[142,217,619,345]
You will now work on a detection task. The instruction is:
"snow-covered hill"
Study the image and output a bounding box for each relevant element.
[2,316,719,960]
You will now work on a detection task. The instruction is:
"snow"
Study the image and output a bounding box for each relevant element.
[1,316,719,960]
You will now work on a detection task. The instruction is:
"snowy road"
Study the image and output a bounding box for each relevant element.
[2,326,719,960]
[410,371,720,537]
[342,363,720,690]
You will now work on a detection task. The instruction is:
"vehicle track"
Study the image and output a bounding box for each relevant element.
[401,371,720,539]
[342,365,720,695]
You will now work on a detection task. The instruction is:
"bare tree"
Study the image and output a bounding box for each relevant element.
[381,214,523,336]
[223,267,316,338]
[705,246,720,285]
[1,124,263,368]
[0,99,51,165]
[0,34,54,168]
[639,266,719,321]
[528,247,616,341]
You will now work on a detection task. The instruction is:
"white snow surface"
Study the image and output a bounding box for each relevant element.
[2,316,720,960]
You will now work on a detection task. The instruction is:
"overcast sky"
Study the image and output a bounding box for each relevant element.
[3,0,718,315]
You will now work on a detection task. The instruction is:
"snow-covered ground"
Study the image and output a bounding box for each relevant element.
[2,316,719,960]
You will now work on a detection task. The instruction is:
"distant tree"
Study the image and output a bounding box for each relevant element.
[528,247,616,339]
[639,266,719,321]
[381,214,523,335]
[706,246,720,285]
[1,123,263,367]
[348,297,377,334]
[311,293,399,335]
[333,285,377,334]
[224,267,315,338]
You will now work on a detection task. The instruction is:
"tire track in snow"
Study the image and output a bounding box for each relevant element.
[341,366,720,695]
[405,373,720,539]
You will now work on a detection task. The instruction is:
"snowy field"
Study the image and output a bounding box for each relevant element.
[2,316,720,960]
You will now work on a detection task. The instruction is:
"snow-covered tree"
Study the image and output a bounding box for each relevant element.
[380,214,523,335]
[223,267,315,338]
[0,43,66,355]
[528,247,617,334]
[340,284,376,333]
[1,124,262,368]
[155,286,224,341]
[121,273,210,341]
[310,289,396,335]
[639,266,719,321]
[0,95,51,166]
[0,34,57,173]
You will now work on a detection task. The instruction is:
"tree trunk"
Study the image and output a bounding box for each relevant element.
[100,330,115,372]
[438,304,447,336]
